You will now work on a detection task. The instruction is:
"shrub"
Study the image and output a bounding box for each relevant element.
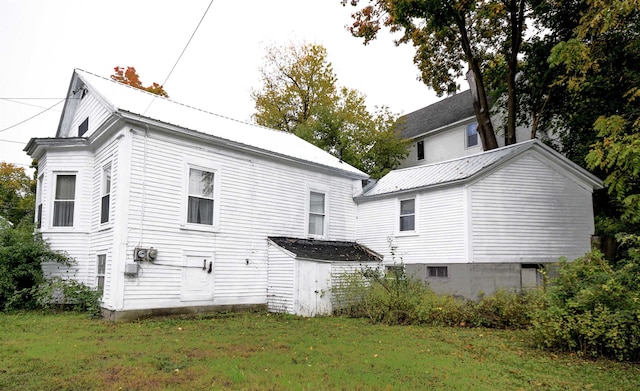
[34,277,103,317]
[530,251,640,361]
[336,265,545,329]
[0,222,69,310]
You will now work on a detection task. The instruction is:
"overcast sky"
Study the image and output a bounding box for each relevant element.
[0,0,441,169]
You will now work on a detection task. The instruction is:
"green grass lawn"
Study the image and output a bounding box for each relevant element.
[0,311,638,390]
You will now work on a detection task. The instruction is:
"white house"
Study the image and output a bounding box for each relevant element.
[25,69,377,320]
[397,90,532,168]
[25,69,603,318]
[355,140,603,298]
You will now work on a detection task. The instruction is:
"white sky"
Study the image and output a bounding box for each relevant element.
[0,0,440,170]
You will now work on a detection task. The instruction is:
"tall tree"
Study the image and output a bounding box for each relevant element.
[252,42,408,179]
[572,1,640,227]
[110,66,169,97]
[0,162,35,226]
[343,0,533,149]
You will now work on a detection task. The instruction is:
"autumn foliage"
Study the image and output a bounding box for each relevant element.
[110,66,169,97]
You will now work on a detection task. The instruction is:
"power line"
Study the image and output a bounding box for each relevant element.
[0,138,26,144]
[0,98,65,134]
[0,98,63,111]
[143,0,215,115]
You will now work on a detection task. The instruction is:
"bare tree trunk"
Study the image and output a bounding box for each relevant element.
[458,15,498,151]
[505,0,526,146]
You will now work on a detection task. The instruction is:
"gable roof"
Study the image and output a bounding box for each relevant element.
[399,90,475,139]
[53,69,368,179]
[268,237,382,263]
[357,140,603,199]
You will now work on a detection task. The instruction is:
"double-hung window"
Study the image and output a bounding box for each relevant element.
[100,166,111,224]
[399,198,415,232]
[466,122,479,148]
[96,254,106,294]
[308,191,326,237]
[53,174,76,227]
[187,168,215,225]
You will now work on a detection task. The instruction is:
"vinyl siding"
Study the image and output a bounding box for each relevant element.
[470,153,594,263]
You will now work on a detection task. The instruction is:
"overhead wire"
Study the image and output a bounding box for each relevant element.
[142,0,215,115]
[0,98,65,134]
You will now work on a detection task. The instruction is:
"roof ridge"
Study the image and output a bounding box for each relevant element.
[390,139,537,174]
[74,68,288,136]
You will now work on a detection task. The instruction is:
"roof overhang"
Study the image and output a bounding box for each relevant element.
[118,111,369,180]
[23,137,89,159]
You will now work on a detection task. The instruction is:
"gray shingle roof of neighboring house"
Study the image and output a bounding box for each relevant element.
[268,237,382,263]
[357,139,603,199]
[399,90,475,139]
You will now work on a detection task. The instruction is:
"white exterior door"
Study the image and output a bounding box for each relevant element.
[181,254,214,301]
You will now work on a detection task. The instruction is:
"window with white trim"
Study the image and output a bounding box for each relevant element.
[96,254,106,294]
[399,198,415,232]
[100,166,111,224]
[187,168,215,225]
[36,175,43,228]
[466,122,479,148]
[53,174,76,227]
[308,191,326,237]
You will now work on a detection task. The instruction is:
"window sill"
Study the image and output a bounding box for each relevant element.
[395,231,419,237]
[180,224,219,233]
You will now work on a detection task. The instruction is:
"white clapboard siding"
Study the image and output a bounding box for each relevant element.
[356,198,396,261]
[356,186,467,264]
[266,243,296,313]
[68,90,111,138]
[40,150,94,284]
[117,128,359,310]
[470,153,594,263]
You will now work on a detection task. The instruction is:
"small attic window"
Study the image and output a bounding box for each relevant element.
[78,117,89,136]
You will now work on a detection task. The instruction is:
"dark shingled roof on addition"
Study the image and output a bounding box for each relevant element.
[399,90,475,139]
[268,237,382,263]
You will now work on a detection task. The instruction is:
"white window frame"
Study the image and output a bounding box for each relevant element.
[466,122,479,148]
[35,174,43,229]
[306,186,329,239]
[397,196,418,235]
[51,172,77,229]
[100,165,111,225]
[181,159,221,232]
[96,254,106,294]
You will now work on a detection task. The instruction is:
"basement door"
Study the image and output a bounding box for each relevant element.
[181,254,214,301]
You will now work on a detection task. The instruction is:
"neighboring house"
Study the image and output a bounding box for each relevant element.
[397,90,531,168]
[355,140,603,298]
[24,69,377,320]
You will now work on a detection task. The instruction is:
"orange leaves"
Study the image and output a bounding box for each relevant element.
[110,66,169,98]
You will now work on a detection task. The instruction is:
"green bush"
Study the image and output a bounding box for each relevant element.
[530,251,640,361]
[34,277,102,317]
[336,265,545,329]
[0,222,69,310]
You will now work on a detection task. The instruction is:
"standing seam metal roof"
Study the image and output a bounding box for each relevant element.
[73,69,368,179]
[359,140,537,197]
